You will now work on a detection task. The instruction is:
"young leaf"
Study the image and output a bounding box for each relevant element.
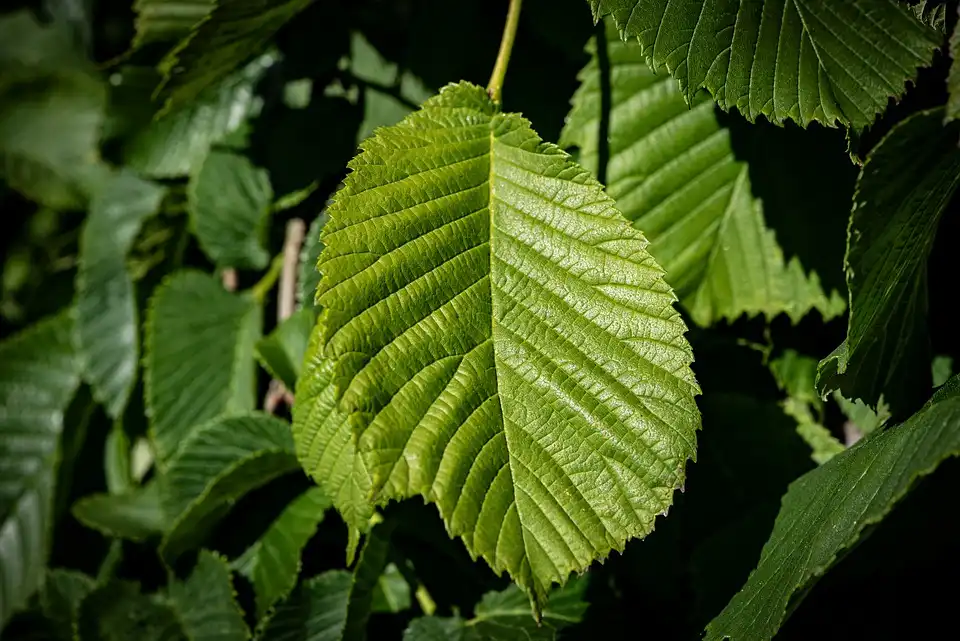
[233,487,332,622]
[160,413,299,561]
[588,0,939,129]
[170,551,249,641]
[403,576,588,641]
[833,392,889,437]
[770,350,844,464]
[704,377,960,641]
[77,580,184,641]
[817,110,960,416]
[76,171,166,418]
[910,0,948,32]
[560,24,843,326]
[258,571,352,641]
[72,481,166,542]
[292,322,374,537]
[132,0,215,49]
[297,211,328,309]
[0,11,107,208]
[350,32,432,143]
[370,564,411,614]
[309,81,700,604]
[125,54,275,178]
[949,9,960,122]
[145,270,261,464]
[188,151,273,270]
[0,313,81,629]
[255,308,316,390]
[157,0,313,112]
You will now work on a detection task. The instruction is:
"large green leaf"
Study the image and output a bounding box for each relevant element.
[0,11,106,208]
[588,0,939,129]
[233,487,331,622]
[76,171,166,418]
[72,481,166,542]
[704,377,960,640]
[256,308,316,390]
[259,571,352,641]
[403,576,588,641]
[124,54,274,178]
[259,521,393,641]
[160,413,299,561]
[0,314,81,629]
[293,322,373,536]
[157,0,314,112]
[132,0,215,49]
[306,81,700,604]
[817,109,960,416]
[145,270,261,464]
[77,580,184,641]
[188,151,273,270]
[560,24,843,326]
[169,551,249,641]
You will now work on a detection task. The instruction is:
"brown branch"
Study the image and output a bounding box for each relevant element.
[264,218,306,413]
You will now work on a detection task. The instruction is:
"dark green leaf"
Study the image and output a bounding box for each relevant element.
[403,576,588,641]
[259,571,352,641]
[169,551,249,641]
[0,313,81,629]
[76,171,165,418]
[77,580,184,641]
[72,482,166,542]
[145,270,261,465]
[343,521,393,641]
[160,413,298,562]
[157,0,313,112]
[949,8,960,121]
[588,0,939,129]
[704,378,960,640]
[817,110,960,416]
[188,151,273,270]
[0,11,106,208]
[560,25,843,325]
[297,212,327,309]
[233,487,331,622]
[255,308,315,390]
[124,54,275,178]
[133,0,216,49]
[39,569,94,640]
[910,0,948,32]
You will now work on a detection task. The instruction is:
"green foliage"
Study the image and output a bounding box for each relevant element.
[588,0,939,129]
[705,378,960,640]
[3,0,959,638]
[817,109,960,416]
[560,23,843,325]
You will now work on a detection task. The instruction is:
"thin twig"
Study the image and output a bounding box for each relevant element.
[264,219,306,412]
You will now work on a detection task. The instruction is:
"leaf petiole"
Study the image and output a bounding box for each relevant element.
[487,0,523,103]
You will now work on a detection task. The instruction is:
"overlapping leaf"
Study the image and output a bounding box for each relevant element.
[769,351,843,463]
[188,151,273,269]
[77,580,184,641]
[125,53,275,178]
[233,487,331,621]
[705,377,960,640]
[817,109,960,416]
[145,270,261,464]
[39,569,94,639]
[132,0,215,49]
[949,9,960,122]
[72,481,166,541]
[297,212,328,309]
[560,25,843,325]
[157,0,314,112]
[304,81,700,604]
[404,577,588,641]
[0,314,81,629]
[160,413,299,561]
[76,171,166,418]
[589,0,939,129]
[256,308,316,390]
[169,551,249,641]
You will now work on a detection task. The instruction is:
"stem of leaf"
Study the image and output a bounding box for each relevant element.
[250,254,283,303]
[487,0,523,104]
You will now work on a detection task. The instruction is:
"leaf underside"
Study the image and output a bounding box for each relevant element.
[588,0,939,130]
[303,81,700,604]
[560,23,843,326]
[705,379,960,641]
[817,109,960,416]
